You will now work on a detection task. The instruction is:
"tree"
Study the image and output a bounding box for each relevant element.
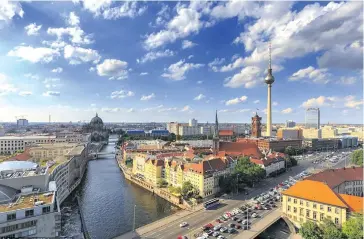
[351,149,363,166]
[234,156,266,187]
[290,156,298,166]
[299,221,323,239]
[285,146,295,156]
[342,213,363,239]
[320,219,345,239]
[181,181,194,198]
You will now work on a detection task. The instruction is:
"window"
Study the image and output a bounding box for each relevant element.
[288,205,291,212]
[7,213,16,221]
[335,208,339,214]
[335,218,339,225]
[320,205,324,210]
[294,199,297,204]
[288,197,291,202]
[42,206,50,214]
[300,208,304,216]
[320,213,324,221]
[313,203,317,209]
[25,209,34,217]
[300,200,303,205]
[313,211,317,220]
[300,217,303,222]
[306,209,310,218]
[306,202,310,207]
[293,207,297,213]
[327,207,331,212]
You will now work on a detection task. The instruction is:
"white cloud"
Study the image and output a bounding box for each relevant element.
[225,95,248,106]
[127,108,134,113]
[64,45,101,65]
[208,58,225,72]
[194,94,205,101]
[137,49,174,64]
[140,72,148,76]
[273,102,278,106]
[224,66,262,88]
[24,23,42,36]
[43,91,60,97]
[289,66,330,84]
[181,105,191,112]
[188,55,194,59]
[81,0,112,15]
[344,95,363,109]
[89,67,95,72]
[42,40,67,49]
[140,93,155,101]
[197,80,203,84]
[7,45,60,63]
[0,1,24,25]
[96,59,128,80]
[102,2,147,20]
[68,12,80,26]
[162,60,204,81]
[339,76,357,85]
[18,91,32,96]
[43,78,61,89]
[182,40,197,49]
[281,108,293,114]
[110,90,134,99]
[301,96,334,108]
[51,67,63,73]
[254,100,260,104]
[0,73,17,96]
[24,73,39,80]
[47,24,93,45]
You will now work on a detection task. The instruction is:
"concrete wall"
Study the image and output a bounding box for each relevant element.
[0,174,48,191]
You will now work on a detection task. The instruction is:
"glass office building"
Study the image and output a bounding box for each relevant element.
[305,108,320,129]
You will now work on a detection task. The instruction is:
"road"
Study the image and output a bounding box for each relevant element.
[139,149,353,239]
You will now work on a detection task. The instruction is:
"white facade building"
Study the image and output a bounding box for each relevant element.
[178,126,201,136]
[189,119,198,127]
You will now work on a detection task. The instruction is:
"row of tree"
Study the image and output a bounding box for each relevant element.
[351,149,363,166]
[284,146,307,156]
[300,213,363,239]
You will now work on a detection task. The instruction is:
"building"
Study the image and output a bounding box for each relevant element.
[302,128,322,139]
[246,138,302,152]
[305,108,320,129]
[285,120,296,128]
[126,130,145,136]
[277,128,302,140]
[265,43,275,137]
[251,113,262,138]
[17,119,29,128]
[282,167,363,228]
[144,159,164,185]
[148,129,169,137]
[167,122,180,135]
[303,138,339,150]
[0,189,61,238]
[338,136,358,148]
[0,126,4,137]
[219,130,234,141]
[250,152,286,176]
[28,143,80,161]
[178,125,200,136]
[321,126,338,138]
[189,119,198,127]
[200,125,213,136]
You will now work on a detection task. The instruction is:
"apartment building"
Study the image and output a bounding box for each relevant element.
[28,143,79,161]
[0,189,61,238]
[302,128,322,139]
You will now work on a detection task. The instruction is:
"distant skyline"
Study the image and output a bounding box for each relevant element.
[0,1,363,124]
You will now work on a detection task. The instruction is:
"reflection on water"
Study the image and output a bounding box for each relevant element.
[62,136,175,239]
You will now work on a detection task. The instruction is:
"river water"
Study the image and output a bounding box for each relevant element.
[61,136,175,239]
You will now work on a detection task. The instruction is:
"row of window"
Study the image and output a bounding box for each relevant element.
[287,205,340,214]
[7,207,51,221]
[1,220,37,233]
[287,198,340,213]
[287,212,340,225]
[345,181,363,186]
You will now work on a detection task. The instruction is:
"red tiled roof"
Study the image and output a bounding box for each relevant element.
[219,130,234,136]
[305,167,363,188]
[10,151,32,161]
[250,157,284,167]
[184,158,228,174]
[219,141,262,158]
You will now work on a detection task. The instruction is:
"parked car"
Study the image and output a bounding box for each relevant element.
[235,225,242,229]
[220,227,228,233]
[213,224,222,231]
[212,231,220,237]
[227,228,236,234]
[228,223,235,228]
[179,222,188,227]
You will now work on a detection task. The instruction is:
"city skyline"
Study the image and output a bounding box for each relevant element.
[0,1,363,124]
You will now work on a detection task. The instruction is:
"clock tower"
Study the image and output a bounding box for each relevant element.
[251,112,262,138]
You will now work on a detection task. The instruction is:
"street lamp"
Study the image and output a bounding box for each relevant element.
[132,205,136,232]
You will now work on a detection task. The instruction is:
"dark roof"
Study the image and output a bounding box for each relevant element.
[305,167,363,188]
[0,185,18,203]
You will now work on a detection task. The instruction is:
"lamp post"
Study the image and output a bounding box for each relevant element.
[133,205,136,232]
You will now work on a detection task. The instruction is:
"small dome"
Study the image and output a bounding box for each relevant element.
[90,113,103,125]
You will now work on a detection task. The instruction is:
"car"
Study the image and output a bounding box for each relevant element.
[228,228,236,234]
[217,236,226,239]
[235,224,242,229]
[206,230,214,236]
[251,213,257,218]
[237,218,243,223]
[232,216,238,221]
[219,227,228,233]
[212,231,220,237]
[177,236,188,239]
[215,219,222,223]
[242,220,247,225]
[213,224,222,231]
[202,223,214,231]
[179,222,188,227]
[228,223,235,228]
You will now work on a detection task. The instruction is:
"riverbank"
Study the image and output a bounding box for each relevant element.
[116,156,188,210]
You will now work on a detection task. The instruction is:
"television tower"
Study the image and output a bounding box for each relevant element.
[265,42,275,137]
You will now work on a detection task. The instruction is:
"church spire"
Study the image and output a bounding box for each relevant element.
[214,110,219,138]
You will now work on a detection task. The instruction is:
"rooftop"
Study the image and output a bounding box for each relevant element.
[305,167,363,188]
[0,191,55,213]
[282,180,348,208]
[0,135,56,140]
[30,143,79,149]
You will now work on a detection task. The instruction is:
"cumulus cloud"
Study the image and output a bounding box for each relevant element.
[96,59,129,80]
[140,72,148,76]
[181,105,191,112]
[0,1,24,27]
[344,95,363,109]
[7,45,60,63]
[68,12,80,26]
[289,66,330,84]
[51,67,63,73]
[43,91,60,97]
[43,78,61,89]
[224,66,262,88]
[182,40,197,49]
[225,96,248,106]
[208,58,225,72]
[194,94,205,101]
[162,60,204,81]
[140,93,155,101]
[64,45,101,65]
[137,49,174,64]
[42,40,67,49]
[281,108,293,114]
[110,90,134,99]
[301,96,334,108]
[0,73,17,96]
[24,73,39,80]
[197,80,203,84]
[24,23,42,36]
[339,76,357,85]
[18,91,32,96]
[254,100,260,104]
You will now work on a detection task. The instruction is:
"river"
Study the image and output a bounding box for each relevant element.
[61,136,175,239]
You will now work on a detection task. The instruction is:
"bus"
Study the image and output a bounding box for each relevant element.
[204,198,220,209]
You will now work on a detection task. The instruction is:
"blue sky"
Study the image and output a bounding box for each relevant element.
[0,0,362,124]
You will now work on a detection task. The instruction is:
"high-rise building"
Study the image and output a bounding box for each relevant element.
[189,118,198,127]
[285,120,296,128]
[265,42,275,137]
[17,118,29,128]
[213,110,219,155]
[305,108,320,129]
[251,113,262,138]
